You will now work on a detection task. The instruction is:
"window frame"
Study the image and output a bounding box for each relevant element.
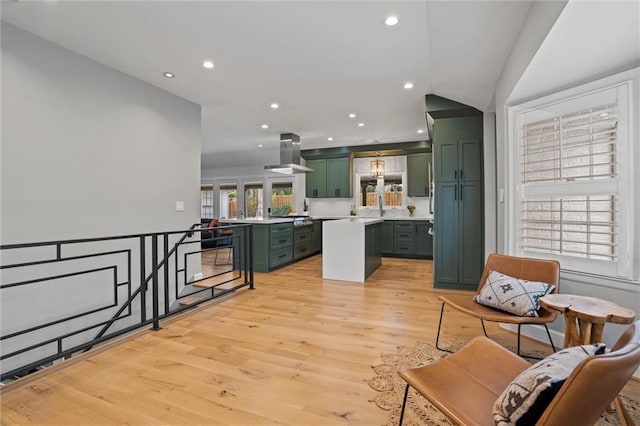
[200,184,214,219]
[270,179,294,217]
[219,181,238,220]
[507,69,636,280]
[243,180,264,219]
[355,172,407,211]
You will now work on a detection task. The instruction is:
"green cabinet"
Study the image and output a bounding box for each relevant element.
[305,159,327,198]
[433,116,484,290]
[435,139,481,183]
[394,222,415,257]
[365,222,382,279]
[380,220,433,259]
[311,220,322,253]
[326,157,351,197]
[305,157,350,198]
[293,226,312,260]
[407,152,431,197]
[382,221,394,255]
[415,222,433,258]
[244,222,293,272]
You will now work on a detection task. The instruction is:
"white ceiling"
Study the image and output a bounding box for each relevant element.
[1,1,536,169]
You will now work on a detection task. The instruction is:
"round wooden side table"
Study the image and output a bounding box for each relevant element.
[539,294,636,348]
[539,294,637,425]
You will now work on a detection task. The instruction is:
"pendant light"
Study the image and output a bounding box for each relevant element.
[370,152,385,179]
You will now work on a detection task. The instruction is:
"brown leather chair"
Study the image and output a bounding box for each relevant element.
[436,253,560,356]
[399,320,640,425]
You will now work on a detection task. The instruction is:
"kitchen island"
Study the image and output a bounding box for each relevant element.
[322,218,383,282]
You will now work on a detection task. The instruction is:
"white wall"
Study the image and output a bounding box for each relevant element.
[494,0,568,254]
[0,24,202,375]
[1,23,202,241]
[483,111,497,258]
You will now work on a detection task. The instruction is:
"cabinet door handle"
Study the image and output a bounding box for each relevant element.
[454,170,457,180]
[460,169,464,180]
[460,183,463,201]
[454,184,457,200]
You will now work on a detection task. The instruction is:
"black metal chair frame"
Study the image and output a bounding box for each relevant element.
[434,302,557,359]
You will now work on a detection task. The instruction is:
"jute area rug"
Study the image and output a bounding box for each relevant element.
[367,340,640,426]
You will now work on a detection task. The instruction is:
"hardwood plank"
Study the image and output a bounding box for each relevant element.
[1,255,638,425]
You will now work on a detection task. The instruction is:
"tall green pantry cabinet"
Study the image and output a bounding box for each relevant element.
[428,95,484,290]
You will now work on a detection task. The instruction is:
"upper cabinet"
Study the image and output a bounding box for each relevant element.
[326,157,351,198]
[435,139,481,183]
[407,152,432,197]
[306,157,351,198]
[305,159,327,198]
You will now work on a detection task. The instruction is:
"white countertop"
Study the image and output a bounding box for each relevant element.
[330,218,384,225]
[220,218,293,224]
[313,215,432,221]
[219,216,432,224]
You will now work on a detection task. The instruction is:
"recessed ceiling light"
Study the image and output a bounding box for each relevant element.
[202,60,214,69]
[270,103,279,109]
[261,124,269,129]
[349,113,356,118]
[384,16,399,26]
[258,144,263,148]
[404,82,414,89]
[417,129,424,134]
[358,122,365,127]
[163,72,175,78]
[327,137,333,141]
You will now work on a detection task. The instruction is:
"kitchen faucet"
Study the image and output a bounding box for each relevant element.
[379,195,384,217]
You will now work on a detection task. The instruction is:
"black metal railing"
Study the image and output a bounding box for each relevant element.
[0,223,254,381]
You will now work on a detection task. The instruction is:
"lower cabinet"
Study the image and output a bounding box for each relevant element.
[311,220,322,253]
[415,223,433,258]
[293,226,312,260]
[381,220,433,259]
[244,222,293,272]
[365,222,382,279]
[382,221,394,254]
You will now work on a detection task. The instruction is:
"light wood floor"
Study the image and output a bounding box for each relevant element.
[1,255,638,425]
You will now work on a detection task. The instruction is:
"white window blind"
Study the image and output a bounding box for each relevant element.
[521,195,617,261]
[522,104,618,184]
[517,84,627,273]
[201,185,214,219]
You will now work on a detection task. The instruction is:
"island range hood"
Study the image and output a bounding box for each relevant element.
[264,133,314,174]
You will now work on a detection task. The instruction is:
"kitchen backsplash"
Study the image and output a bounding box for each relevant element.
[308,197,432,218]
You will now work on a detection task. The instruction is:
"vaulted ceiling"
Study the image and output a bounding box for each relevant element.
[2,1,543,169]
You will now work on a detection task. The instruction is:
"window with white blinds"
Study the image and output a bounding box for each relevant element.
[520,99,619,262]
[513,75,634,278]
[521,104,618,184]
[201,185,214,219]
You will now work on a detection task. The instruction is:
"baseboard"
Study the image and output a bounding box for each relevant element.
[500,323,640,378]
[500,323,564,349]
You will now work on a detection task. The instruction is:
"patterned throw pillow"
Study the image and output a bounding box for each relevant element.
[493,343,606,425]
[473,270,555,317]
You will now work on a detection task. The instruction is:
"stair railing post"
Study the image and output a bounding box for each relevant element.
[248,224,254,289]
[139,235,146,322]
[163,232,170,315]
[151,234,161,330]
